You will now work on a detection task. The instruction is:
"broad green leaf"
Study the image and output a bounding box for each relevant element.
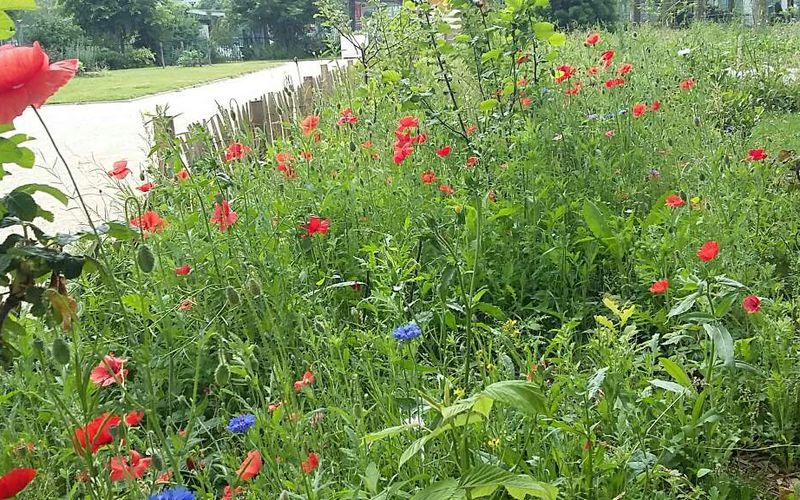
[532,21,554,39]
[15,147,34,168]
[4,191,38,221]
[587,367,608,399]
[479,99,498,112]
[460,464,514,489]
[364,462,380,493]
[534,0,549,6]
[482,380,546,415]
[548,32,566,47]
[658,357,693,389]
[715,276,745,288]
[14,184,69,205]
[505,0,522,12]
[582,199,621,258]
[0,1,38,10]
[503,476,558,500]
[667,291,699,318]
[650,379,691,395]
[476,302,505,320]
[481,48,501,63]
[703,323,734,368]
[0,11,14,40]
[362,424,413,445]
[411,479,465,500]
[382,70,401,83]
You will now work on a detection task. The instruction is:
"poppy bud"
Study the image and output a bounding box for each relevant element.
[32,339,44,353]
[247,278,262,297]
[225,286,241,305]
[694,116,701,126]
[350,141,356,152]
[151,454,163,470]
[52,338,70,365]
[215,363,230,385]
[215,193,224,204]
[136,245,155,273]
[249,353,259,373]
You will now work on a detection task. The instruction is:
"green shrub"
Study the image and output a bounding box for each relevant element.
[177,48,206,67]
[543,0,618,27]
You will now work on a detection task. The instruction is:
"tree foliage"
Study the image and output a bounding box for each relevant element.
[228,0,320,52]
[543,0,618,27]
[59,0,162,49]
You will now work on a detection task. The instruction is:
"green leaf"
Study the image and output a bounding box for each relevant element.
[532,21,554,39]
[364,462,380,494]
[411,479,465,500]
[587,367,608,399]
[0,11,15,40]
[476,302,506,320]
[504,476,558,500]
[650,379,691,395]
[362,424,413,445]
[4,191,38,221]
[534,0,549,6]
[658,357,693,389]
[482,380,547,415]
[13,184,69,205]
[479,99,498,112]
[703,323,734,368]
[582,199,621,258]
[0,1,39,10]
[548,32,566,47]
[481,48,501,63]
[382,70,401,84]
[460,464,514,489]
[505,0,522,12]
[667,291,699,318]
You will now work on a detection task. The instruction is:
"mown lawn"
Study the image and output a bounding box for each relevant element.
[49,61,282,104]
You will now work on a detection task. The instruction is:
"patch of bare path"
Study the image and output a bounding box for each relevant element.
[8,59,340,233]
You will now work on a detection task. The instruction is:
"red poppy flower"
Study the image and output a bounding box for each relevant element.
[587,66,599,76]
[393,140,414,165]
[0,468,36,499]
[223,485,245,500]
[466,124,477,135]
[302,370,314,385]
[604,78,625,89]
[600,50,615,68]
[649,279,669,294]
[268,402,283,412]
[651,100,661,112]
[747,148,767,161]
[178,299,194,311]
[421,170,437,184]
[137,182,156,193]
[108,160,131,180]
[300,150,313,161]
[439,184,454,196]
[109,450,151,482]
[555,64,576,84]
[300,115,320,136]
[515,52,530,64]
[304,216,330,237]
[90,355,128,387]
[742,294,761,314]
[413,133,428,145]
[565,82,582,95]
[0,42,79,125]
[175,264,191,276]
[176,169,190,182]
[697,241,719,262]
[618,63,633,76]
[466,156,479,168]
[130,211,166,234]
[74,413,122,455]
[519,95,532,109]
[518,77,528,87]
[300,452,320,474]
[665,195,685,207]
[605,130,616,138]
[680,78,695,91]
[237,450,262,480]
[585,32,601,46]
[397,115,419,131]
[125,410,144,427]
[278,164,298,180]
[276,152,295,165]
[210,200,238,233]
[632,103,647,118]
[224,142,251,162]
[337,108,358,125]
[156,470,173,484]
[436,145,452,158]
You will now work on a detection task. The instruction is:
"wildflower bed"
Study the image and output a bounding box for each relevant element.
[3,2,800,499]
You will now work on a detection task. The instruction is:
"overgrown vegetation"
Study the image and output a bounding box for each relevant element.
[3,0,800,498]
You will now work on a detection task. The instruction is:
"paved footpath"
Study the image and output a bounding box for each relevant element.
[8,59,341,233]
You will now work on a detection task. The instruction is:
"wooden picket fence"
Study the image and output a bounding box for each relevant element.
[170,61,352,165]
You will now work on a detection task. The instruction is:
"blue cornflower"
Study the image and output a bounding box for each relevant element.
[226,414,256,434]
[393,323,422,342]
[147,487,196,500]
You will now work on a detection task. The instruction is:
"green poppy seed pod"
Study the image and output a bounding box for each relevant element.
[136,245,155,273]
[225,286,241,305]
[246,278,262,297]
[350,141,356,152]
[32,339,45,354]
[249,353,259,373]
[151,454,163,470]
[694,116,701,127]
[52,338,70,365]
[214,363,230,385]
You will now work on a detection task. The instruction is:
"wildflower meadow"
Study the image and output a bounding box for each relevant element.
[3,1,800,499]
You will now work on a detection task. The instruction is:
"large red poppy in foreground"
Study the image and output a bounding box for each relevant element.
[0,42,78,124]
